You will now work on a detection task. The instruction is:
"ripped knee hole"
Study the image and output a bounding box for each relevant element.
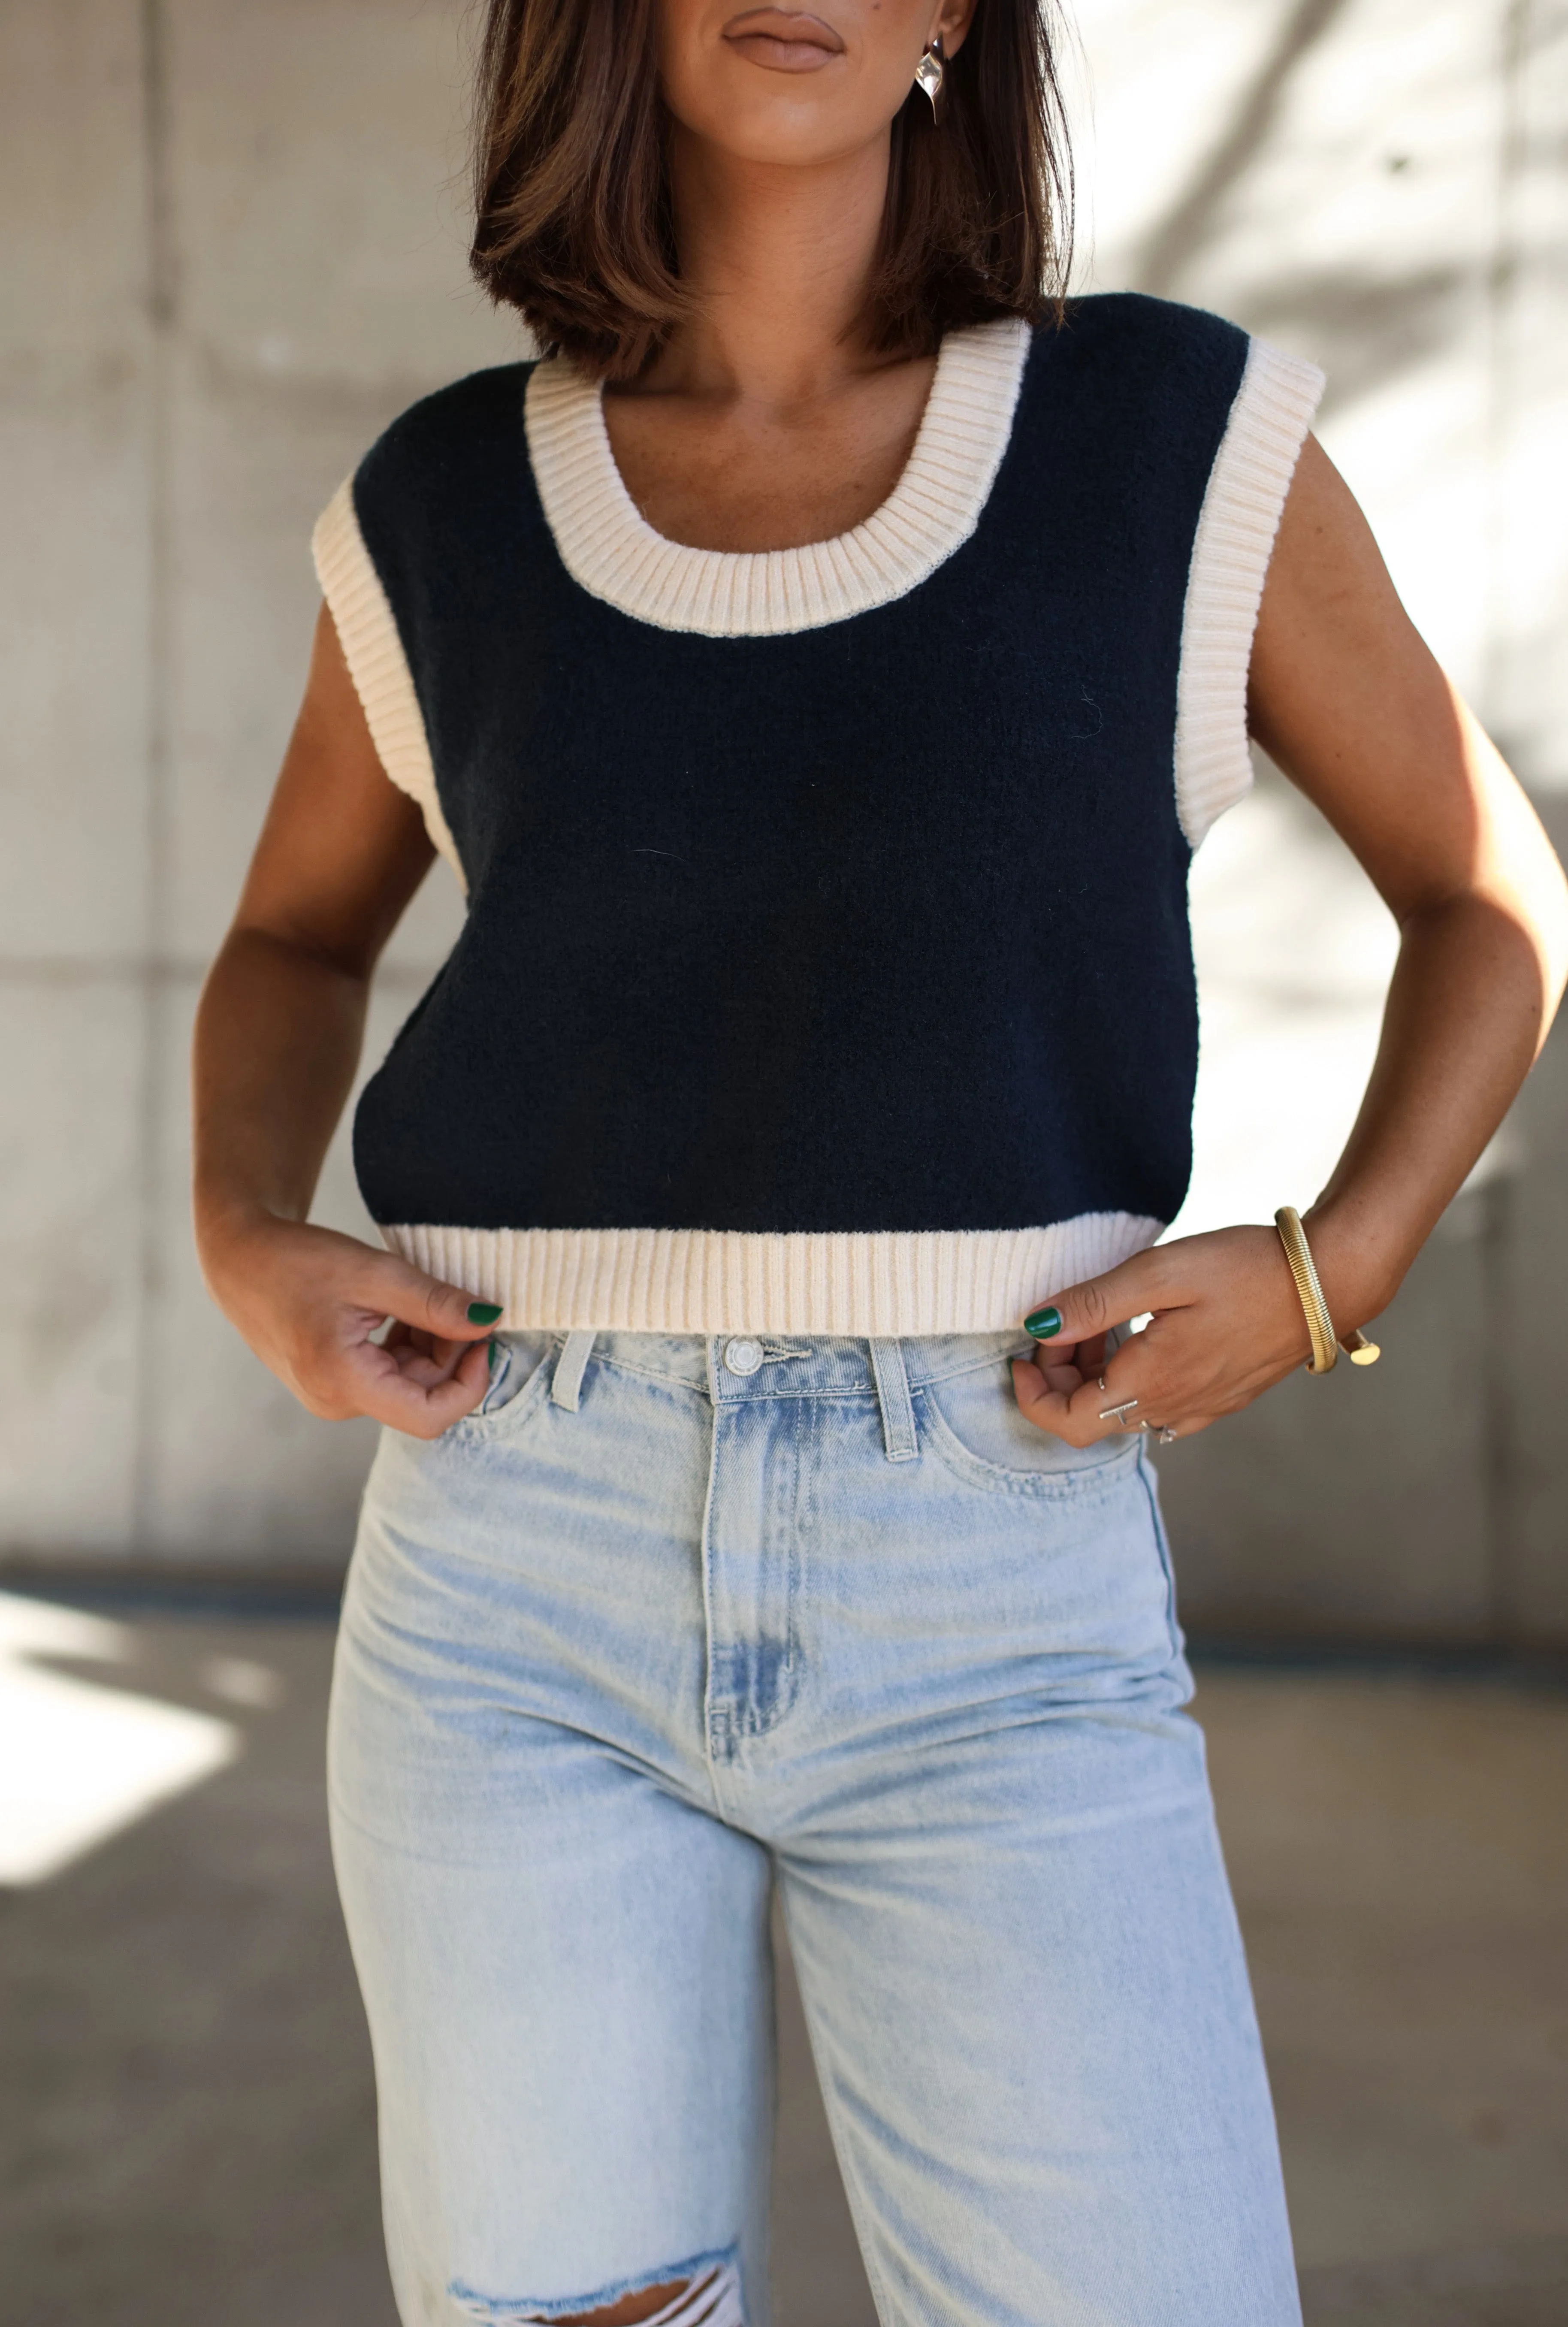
[521,2253,743,2327]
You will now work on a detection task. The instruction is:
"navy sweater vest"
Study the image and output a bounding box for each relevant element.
[314,294,1322,1334]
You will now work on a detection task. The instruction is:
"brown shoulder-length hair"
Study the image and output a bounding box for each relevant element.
[470,0,1073,379]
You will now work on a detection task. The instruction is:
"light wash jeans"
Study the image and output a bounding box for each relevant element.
[328,1329,1301,2327]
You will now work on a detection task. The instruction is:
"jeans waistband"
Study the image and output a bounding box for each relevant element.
[508,1330,1039,1463]
[522,1328,1036,1402]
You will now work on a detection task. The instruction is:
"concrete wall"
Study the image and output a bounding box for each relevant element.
[1,0,1564,1638]
[1,0,492,1575]
[1071,0,1568,1644]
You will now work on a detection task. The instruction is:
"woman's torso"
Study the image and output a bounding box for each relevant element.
[313,293,1322,1334]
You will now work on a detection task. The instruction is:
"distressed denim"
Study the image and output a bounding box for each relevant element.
[328,1330,1301,2327]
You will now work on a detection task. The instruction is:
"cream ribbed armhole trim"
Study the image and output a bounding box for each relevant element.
[311,481,467,892]
[523,316,1033,637]
[1174,336,1325,847]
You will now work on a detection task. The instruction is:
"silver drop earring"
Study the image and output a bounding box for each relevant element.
[914,33,945,116]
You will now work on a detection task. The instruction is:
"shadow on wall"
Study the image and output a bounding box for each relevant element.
[1130,0,1482,418]
[1134,0,1359,298]
[1066,0,1568,1651]
[0,0,1564,1646]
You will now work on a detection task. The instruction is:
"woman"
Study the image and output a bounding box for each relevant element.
[193,2,1568,2321]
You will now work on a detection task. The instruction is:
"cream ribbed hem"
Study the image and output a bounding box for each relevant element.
[382,1215,1163,1335]
[1174,335,1325,848]
[311,481,467,891]
[523,317,1033,637]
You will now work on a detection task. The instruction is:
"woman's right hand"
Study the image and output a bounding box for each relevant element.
[200,1212,498,1439]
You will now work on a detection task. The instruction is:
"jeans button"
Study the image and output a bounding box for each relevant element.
[722,1336,764,1377]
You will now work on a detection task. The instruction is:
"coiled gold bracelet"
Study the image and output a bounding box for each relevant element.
[1274,1206,1381,1374]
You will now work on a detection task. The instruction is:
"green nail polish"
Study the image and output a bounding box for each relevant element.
[1024,1305,1063,1339]
[467,1300,503,1325]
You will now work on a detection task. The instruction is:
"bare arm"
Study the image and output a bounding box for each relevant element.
[1249,436,1566,1290]
[193,604,496,1437]
[1015,435,1568,1442]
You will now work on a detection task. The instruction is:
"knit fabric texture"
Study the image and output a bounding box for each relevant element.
[314,293,1322,1333]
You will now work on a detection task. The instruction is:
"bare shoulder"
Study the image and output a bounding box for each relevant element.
[1252,435,1414,678]
[1248,437,1562,925]
[1247,438,1469,895]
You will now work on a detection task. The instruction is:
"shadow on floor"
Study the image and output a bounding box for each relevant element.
[1,1611,1565,2324]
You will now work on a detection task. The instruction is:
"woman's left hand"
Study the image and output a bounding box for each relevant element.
[1011,1223,1371,1445]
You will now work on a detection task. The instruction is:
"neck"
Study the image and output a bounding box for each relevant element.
[650,124,893,406]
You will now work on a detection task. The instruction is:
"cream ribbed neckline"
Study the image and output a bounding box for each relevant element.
[315,314,1322,893]
[523,315,1034,638]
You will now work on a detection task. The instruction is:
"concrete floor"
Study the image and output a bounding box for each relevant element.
[1,1612,1565,2326]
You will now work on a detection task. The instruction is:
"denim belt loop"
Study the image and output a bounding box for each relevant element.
[868,1338,919,1463]
[552,1330,597,1412]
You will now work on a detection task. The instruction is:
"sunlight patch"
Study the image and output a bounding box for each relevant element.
[0,1593,239,1887]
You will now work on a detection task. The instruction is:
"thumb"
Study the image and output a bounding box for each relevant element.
[357,1252,504,1341]
[1022,1247,1173,1346]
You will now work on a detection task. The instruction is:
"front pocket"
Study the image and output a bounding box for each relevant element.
[918,1360,1139,1498]
[447,1332,556,1444]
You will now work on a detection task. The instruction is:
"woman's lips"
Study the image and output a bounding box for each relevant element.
[722,9,846,71]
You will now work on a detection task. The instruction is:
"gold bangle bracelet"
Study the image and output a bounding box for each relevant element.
[1274,1207,1382,1374]
[1275,1206,1337,1372]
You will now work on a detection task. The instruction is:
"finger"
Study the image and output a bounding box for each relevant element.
[342,1254,503,1345]
[1023,1248,1186,1352]
[1063,1327,1174,1437]
[1011,1355,1134,1446]
[1143,1411,1218,1444]
[379,1324,478,1374]
[1035,1318,1186,1443]
[354,1334,491,1438]
[362,1328,488,1394]
[399,1333,481,1375]
[1027,1342,1091,1397]
[1015,1349,1217,1449]
[387,1341,477,1391]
